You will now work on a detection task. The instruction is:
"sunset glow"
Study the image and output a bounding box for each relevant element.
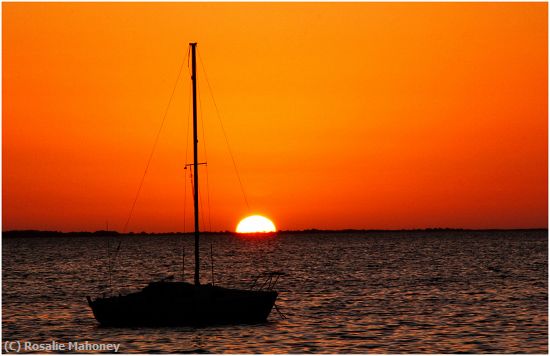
[236,216,276,234]
[3,3,547,232]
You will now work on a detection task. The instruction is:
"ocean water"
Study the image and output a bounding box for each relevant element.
[2,230,547,353]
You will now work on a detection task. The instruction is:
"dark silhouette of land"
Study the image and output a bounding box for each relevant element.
[2,228,547,238]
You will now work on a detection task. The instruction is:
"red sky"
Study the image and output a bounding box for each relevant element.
[3,2,548,232]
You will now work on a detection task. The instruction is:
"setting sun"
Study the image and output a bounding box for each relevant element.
[236,215,277,234]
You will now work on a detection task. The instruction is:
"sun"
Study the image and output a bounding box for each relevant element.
[236,215,277,234]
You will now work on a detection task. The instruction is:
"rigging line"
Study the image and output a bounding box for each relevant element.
[189,168,206,231]
[205,170,213,231]
[196,82,207,231]
[122,54,187,234]
[107,238,111,291]
[184,168,188,233]
[200,189,207,232]
[181,74,192,276]
[183,80,192,234]
[197,79,213,232]
[197,50,250,210]
[197,81,208,229]
[188,165,205,232]
[186,46,191,71]
[204,147,213,232]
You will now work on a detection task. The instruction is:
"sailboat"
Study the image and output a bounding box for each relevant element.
[87,43,278,326]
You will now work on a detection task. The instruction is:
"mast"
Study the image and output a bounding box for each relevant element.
[190,42,200,286]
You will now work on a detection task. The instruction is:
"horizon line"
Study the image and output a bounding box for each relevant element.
[2,227,548,237]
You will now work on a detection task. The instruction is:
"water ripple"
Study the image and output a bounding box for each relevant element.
[3,230,547,353]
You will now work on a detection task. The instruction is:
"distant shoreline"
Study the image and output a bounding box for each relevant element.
[2,228,547,238]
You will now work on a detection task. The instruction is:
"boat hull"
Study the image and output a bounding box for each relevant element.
[87,282,278,327]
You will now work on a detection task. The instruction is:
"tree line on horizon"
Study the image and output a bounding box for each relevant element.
[2,227,546,238]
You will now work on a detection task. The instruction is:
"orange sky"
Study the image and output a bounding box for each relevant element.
[3,2,548,232]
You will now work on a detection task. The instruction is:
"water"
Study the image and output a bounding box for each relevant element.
[3,230,547,353]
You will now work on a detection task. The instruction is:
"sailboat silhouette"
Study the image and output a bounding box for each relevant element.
[87,43,279,326]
